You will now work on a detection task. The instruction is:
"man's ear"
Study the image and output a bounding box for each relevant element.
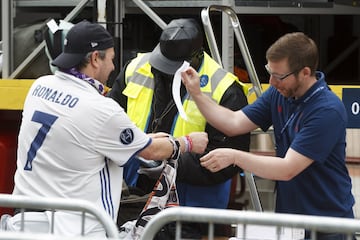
[90,51,100,67]
[302,66,312,77]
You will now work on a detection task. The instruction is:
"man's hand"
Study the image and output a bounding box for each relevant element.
[187,132,208,154]
[181,67,202,97]
[200,148,236,172]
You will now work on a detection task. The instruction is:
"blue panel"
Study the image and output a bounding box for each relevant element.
[342,88,360,128]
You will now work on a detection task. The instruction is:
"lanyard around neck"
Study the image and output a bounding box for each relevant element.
[280,86,325,134]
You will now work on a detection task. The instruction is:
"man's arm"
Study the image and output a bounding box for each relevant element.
[139,131,208,161]
[201,147,313,181]
[177,82,250,185]
[182,67,257,136]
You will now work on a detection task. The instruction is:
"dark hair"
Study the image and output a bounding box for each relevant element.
[76,50,107,70]
[266,32,318,76]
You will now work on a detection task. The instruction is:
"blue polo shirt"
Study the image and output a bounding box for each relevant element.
[242,72,354,218]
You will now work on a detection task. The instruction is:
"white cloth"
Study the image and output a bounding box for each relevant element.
[4,212,49,233]
[172,61,190,121]
[3,211,106,237]
[13,71,150,236]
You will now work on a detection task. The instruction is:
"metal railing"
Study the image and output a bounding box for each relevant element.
[140,206,360,240]
[201,4,262,98]
[0,194,119,239]
[201,4,264,212]
[1,0,92,78]
[0,232,118,240]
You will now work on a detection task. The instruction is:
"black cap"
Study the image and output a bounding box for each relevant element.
[52,20,114,69]
[149,18,203,75]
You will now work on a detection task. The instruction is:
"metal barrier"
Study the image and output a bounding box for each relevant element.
[140,206,360,240]
[0,232,118,240]
[1,0,92,78]
[0,194,119,239]
[201,5,263,98]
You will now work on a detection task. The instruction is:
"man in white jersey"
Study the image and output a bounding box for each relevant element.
[4,20,208,237]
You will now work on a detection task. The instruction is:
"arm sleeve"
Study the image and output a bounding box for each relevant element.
[242,86,274,132]
[291,108,346,164]
[95,106,151,166]
[176,82,251,186]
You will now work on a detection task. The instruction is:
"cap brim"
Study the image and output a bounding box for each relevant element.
[149,44,183,75]
[51,52,86,69]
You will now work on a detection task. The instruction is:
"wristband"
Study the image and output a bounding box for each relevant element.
[182,136,190,152]
[168,135,180,160]
[185,135,193,152]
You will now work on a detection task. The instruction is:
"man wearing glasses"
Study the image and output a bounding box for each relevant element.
[182,32,355,240]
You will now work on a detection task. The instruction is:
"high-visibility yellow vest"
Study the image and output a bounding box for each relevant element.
[123,52,247,137]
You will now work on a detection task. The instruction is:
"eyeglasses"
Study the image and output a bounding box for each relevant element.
[265,64,300,81]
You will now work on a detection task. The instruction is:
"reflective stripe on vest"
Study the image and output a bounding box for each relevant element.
[123,52,247,137]
[123,53,153,130]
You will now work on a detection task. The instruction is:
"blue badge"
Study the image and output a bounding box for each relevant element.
[199,75,209,88]
[120,128,134,145]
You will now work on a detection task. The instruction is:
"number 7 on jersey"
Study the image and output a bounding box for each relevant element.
[24,111,58,171]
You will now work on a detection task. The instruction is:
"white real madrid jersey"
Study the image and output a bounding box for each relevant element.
[13,71,150,236]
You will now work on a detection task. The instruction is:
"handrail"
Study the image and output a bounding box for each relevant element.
[200,9,222,67]
[201,5,263,98]
[201,5,263,212]
[140,206,360,240]
[131,0,167,30]
[0,194,119,238]
[244,171,263,212]
[4,0,91,79]
[0,232,118,240]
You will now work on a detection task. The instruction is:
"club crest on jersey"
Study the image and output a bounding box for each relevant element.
[199,74,209,88]
[120,128,134,145]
